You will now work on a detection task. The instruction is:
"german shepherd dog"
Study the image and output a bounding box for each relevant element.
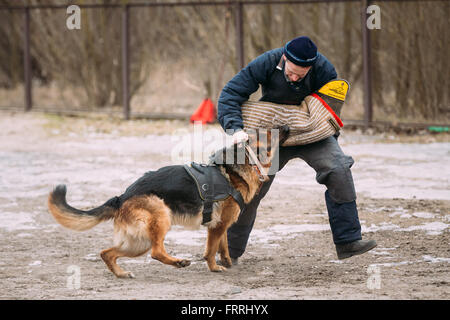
[48,126,289,278]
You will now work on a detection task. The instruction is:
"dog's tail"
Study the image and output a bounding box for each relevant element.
[48,184,121,231]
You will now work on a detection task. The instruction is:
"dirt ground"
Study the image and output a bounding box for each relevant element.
[0,111,448,300]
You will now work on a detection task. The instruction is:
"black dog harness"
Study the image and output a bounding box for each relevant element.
[184,162,245,225]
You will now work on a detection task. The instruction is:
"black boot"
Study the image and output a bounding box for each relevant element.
[336,239,377,260]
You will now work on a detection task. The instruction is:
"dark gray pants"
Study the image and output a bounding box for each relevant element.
[227,136,362,258]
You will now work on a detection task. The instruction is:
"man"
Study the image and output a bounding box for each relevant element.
[217,36,377,264]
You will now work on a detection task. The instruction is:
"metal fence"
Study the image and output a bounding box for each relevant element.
[0,0,448,129]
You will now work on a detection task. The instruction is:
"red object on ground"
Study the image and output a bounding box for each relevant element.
[190,98,216,124]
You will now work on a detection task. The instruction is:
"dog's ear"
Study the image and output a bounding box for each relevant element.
[210,141,248,166]
[209,146,226,165]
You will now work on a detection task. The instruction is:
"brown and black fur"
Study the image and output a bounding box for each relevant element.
[48,126,289,278]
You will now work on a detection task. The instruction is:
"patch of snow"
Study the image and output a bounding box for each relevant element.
[0,211,38,232]
[422,255,450,263]
[412,212,435,219]
[399,222,448,235]
[28,260,42,266]
[362,222,400,233]
[369,261,413,267]
[165,226,207,247]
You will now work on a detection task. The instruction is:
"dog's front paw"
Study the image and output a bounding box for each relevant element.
[210,265,227,272]
[219,258,232,268]
[175,259,191,268]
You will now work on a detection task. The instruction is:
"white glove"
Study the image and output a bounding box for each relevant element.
[232,130,249,145]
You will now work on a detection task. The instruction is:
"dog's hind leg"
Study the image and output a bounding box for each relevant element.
[149,237,191,268]
[145,197,191,268]
[147,214,191,268]
[101,217,152,278]
[101,247,138,278]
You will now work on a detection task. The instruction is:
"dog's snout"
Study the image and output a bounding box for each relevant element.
[276,125,290,144]
[273,125,289,137]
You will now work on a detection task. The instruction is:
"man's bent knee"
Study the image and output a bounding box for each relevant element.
[315,156,356,203]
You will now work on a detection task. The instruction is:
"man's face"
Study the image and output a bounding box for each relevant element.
[283,55,312,82]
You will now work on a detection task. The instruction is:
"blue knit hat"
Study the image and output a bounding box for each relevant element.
[284,36,318,67]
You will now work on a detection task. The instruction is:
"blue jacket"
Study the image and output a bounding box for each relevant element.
[218,47,337,132]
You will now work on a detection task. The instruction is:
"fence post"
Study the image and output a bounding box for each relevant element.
[234,0,244,70]
[23,6,32,112]
[122,4,130,120]
[361,0,373,128]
